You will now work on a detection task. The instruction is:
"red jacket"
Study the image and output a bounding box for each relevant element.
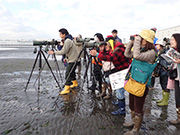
[98,42,131,71]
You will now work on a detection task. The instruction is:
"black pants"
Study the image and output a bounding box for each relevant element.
[92,64,102,91]
[65,63,76,85]
[175,81,180,108]
[151,75,168,91]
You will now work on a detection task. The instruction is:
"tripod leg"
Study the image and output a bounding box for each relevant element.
[38,51,42,91]
[25,51,40,91]
[33,54,51,87]
[62,46,85,88]
[41,51,61,90]
[53,54,64,83]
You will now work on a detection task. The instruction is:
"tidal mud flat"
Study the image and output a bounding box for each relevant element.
[0,47,180,135]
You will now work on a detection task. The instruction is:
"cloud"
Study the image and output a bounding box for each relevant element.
[5,0,28,3]
[0,0,180,41]
[0,4,51,39]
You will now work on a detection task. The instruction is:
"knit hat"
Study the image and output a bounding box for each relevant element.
[106,35,114,50]
[139,29,155,44]
[150,27,157,33]
[155,40,165,46]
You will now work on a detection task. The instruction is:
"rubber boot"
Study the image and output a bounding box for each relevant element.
[70,80,78,89]
[123,110,135,127]
[60,85,70,95]
[97,82,106,97]
[111,100,126,115]
[103,84,112,99]
[157,92,169,106]
[169,108,180,125]
[124,113,143,135]
[112,100,119,105]
[156,90,165,103]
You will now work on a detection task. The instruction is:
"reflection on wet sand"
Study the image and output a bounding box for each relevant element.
[0,47,180,135]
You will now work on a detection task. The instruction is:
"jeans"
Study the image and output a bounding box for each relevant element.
[105,77,110,84]
[115,87,125,100]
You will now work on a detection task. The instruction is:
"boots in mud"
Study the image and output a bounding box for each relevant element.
[169,107,180,125]
[70,80,78,89]
[60,85,71,95]
[156,89,165,103]
[111,99,126,115]
[97,82,106,97]
[103,84,112,99]
[157,91,170,106]
[123,110,135,128]
[124,113,143,135]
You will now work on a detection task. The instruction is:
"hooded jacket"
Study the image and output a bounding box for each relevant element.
[55,34,78,63]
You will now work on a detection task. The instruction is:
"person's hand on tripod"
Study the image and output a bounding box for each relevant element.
[90,49,98,57]
[48,51,54,55]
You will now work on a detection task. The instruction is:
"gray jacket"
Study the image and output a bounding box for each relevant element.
[55,38,78,63]
[124,36,156,64]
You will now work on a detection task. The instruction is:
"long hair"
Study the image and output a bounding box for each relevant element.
[141,38,157,52]
[172,33,180,53]
[94,33,104,42]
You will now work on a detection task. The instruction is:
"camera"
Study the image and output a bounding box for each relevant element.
[33,39,60,46]
[84,42,102,48]
[130,34,138,41]
[76,37,94,43]
[76,37,102,48]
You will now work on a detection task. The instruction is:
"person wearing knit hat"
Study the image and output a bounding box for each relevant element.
[98,41,116,99]
[150,27,158,44]
[123,29,157,135]
[150,27,157,33]
[106,35,115,50]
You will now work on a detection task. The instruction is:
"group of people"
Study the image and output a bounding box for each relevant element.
[48,28,180,135]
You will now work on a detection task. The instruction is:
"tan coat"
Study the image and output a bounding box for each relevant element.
[55,38,78,63]
[74,40,84,60]
[124,36,156,64]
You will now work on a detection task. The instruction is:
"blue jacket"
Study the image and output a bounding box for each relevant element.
[114,36,122,43]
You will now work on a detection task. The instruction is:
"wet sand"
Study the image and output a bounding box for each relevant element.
[0,49,180,135]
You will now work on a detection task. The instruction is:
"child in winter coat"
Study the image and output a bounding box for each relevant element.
[98,42,116,99]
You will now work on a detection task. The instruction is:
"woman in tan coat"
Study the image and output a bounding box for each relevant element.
[123,29,157,135]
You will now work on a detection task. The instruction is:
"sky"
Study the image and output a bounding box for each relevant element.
[0,0,180,41]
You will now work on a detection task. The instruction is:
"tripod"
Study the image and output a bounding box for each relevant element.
[25,45,61,91]
[33,45,64,87]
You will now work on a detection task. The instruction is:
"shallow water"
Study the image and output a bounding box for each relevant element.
[0,47,180,135]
